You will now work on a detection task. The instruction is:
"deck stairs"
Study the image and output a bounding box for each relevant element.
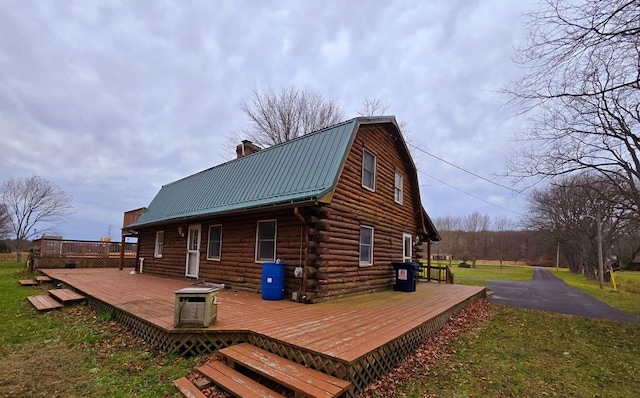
[19,274,53,286]
[26,288,86,312]
[175,343,351,398]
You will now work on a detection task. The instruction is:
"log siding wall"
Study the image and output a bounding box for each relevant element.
[313,124,421,300]
[137,209,307,296]
[136,123,425,302]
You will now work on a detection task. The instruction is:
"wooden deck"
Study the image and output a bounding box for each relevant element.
[41,268,485,396]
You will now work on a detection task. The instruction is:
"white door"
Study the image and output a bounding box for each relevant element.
[403,233,412,262]
[185,224,201,278]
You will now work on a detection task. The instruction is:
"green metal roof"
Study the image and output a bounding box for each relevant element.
[129,118,362,228]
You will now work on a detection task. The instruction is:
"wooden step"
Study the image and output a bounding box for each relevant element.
[173,376,207,398]
[27,295,63,312]
[19,279,38,286]
[220,343,351,398]
[198,359,285,398]
[48,289,85,304]
[35,275,53,283]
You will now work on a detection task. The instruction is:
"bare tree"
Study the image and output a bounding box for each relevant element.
[524,173,634,277]
[0,203,11,239]
[494,217,516,268]
[506,0,640,214]
[357,96,409,132]
[358,97,390,117]
[462,212,491,267]
[0,176,74,252]
[434,216,464,266]
[238,84,344,147]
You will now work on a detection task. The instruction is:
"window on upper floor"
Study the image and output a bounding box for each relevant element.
[394,171,404,205]
[362,148,376,191]
[207,225,222,260]
[154,231,164,258]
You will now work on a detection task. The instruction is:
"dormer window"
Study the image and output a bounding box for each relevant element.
[362,149,376,191]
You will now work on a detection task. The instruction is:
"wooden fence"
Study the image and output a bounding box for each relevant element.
[419,264,454,284]
[31,237,137,269]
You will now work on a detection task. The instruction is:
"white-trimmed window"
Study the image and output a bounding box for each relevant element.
[154,231,164,258]
[207,225,222,260]
[362,149,376,191]
[256,220,277,262]
[359,226,374,266]
[394,171,404,205]
[403,233,412,262]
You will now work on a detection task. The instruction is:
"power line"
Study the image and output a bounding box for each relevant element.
[421,172,522,215]
[408,142,531,198]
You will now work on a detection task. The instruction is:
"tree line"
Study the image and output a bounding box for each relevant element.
[433,213,555,268]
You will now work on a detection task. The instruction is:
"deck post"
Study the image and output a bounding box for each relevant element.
[118,233,125,271]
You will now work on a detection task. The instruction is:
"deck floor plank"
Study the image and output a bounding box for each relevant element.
[41,268,484,362]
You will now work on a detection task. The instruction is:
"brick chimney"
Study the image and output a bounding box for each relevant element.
[236,140,261,158]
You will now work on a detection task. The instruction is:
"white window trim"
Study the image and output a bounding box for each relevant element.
[359,225,374,267]
[394,171,404,205]
[361,148,376,192]
[154,231,164,258]
[207,224,222,261]
[403,233,412,262]
[255,219,277,262]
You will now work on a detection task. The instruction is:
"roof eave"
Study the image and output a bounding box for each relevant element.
[127,198,324,230]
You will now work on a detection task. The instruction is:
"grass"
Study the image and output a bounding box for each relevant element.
[438,261,534,286]
[400,306,640,398]
[0,261,199,397]
[2,259,639,397]
[550,268,640,317]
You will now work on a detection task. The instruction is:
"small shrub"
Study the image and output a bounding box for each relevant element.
[98,308,116,322]
[458,262,471,268]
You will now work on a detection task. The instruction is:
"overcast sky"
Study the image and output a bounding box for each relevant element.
[1,0,539,240]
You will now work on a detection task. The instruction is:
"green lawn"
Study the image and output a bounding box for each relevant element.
[3,260,639,397]
[0,262,198,397]
[399,306,640,398]
[550,268,640,316]
[441,262,534,286]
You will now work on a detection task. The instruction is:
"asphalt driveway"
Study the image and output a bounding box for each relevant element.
[487,267,640,324]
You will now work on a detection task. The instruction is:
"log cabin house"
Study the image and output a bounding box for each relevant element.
[127,116,439,302]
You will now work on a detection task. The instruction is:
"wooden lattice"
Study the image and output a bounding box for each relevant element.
[87,297,247,355]
[84,288,484,398]
[345,294,481,396]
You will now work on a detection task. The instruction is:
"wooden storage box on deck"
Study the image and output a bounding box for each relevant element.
[173,287,220,328]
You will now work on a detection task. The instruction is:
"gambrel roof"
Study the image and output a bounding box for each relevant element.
[128,116,439,240]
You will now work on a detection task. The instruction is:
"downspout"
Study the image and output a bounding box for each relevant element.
[293,207,307,300]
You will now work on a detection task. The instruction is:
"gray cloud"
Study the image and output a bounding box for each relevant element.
[1,0,537,238]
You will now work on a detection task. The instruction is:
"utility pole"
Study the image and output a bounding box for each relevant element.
[583,212,605,289]
[596,214,604,289]
[556,242,560,270]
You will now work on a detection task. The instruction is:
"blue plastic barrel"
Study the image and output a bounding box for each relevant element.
[261,262,285,300]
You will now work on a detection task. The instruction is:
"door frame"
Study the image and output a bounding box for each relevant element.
[402,233,412,262]
[185,224,201,278]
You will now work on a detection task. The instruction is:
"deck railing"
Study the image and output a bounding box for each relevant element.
[419,264,454,284]
[31,237,137,269]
